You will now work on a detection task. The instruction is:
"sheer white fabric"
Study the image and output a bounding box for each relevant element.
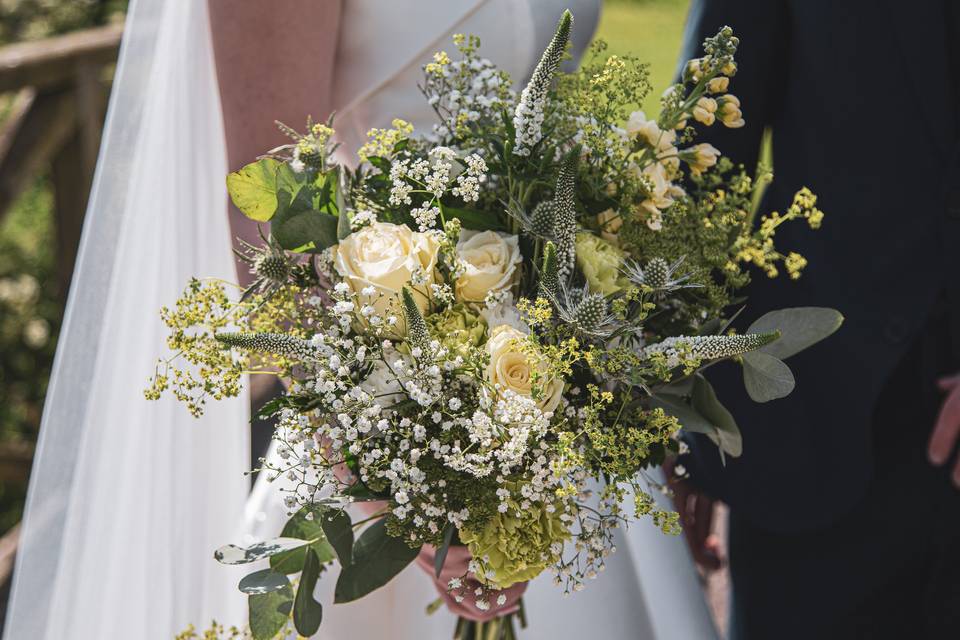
[4,0,249,638]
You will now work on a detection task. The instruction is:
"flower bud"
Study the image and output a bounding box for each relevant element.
[718,94,745,128]
[684,143,721,176]
[692,97,717,126]
[707,77,729,94]
[722,61,738,76]
[684,58,703,82]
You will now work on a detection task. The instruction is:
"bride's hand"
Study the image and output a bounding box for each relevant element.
[664,457,724,572]
[928,374,960,487]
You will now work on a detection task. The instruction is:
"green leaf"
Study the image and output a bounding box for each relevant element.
[337,209,351,241]
[226,158,282,222]
[747,307,843,360]
[690,374,742,458]
[434,525,455,578]
[293,549,323,636]
[333,519,422,603]
[650,393,715,437]
[215,538,311,565]
[441,204,506,231]
[270,508,337,574]
[272,186,339,252]
[249,584,294,640]
[319,509,354,567]
[742,351,796,402]
[238,569,291,595]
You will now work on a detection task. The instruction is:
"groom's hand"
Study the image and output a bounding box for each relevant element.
[928,374,960,487]
[664,457,723,572]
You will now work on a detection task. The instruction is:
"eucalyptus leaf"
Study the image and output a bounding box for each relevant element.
[434,525,455,578]
[293,549,323,636]
[650,393,715,436]
[747,307,843,360]
[238,569,291,595]
[742,351,796,402]
[691,374,742,458]
[334,519,422,603]
[319,509,354,567]
[215,538,310,565]
[270,508,337,574]
[226,158,281,222]
[249,584,294,640]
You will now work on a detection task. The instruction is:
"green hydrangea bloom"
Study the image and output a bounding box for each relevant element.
[426,304,486,357]
[575,232,626,295]
[459,483,571,588]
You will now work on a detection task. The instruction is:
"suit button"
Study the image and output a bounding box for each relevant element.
[947,188,960,220]
[883,316,910,344]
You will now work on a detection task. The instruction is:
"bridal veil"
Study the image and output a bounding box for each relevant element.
[4,1,249,637]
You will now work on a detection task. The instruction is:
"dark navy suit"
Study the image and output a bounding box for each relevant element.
[678,1,960,637]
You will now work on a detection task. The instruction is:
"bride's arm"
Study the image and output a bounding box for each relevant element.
[208,0,343,257]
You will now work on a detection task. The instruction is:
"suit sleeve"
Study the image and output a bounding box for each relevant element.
[678,0,790,175]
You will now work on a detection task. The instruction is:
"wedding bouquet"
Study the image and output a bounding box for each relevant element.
[149,11,840,640]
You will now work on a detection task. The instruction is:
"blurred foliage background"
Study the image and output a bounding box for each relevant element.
[0,0,688,531]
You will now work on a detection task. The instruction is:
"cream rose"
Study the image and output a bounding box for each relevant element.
[485,324,564,415]
[454,230,521,304]
[331,221,440,328]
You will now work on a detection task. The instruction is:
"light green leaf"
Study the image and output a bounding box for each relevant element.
[226,158,282,222]
[333,519,421,603]
[691,374,742,458]
[293,549,323,636]
[270,507,336,575]
[747,307,843,360]
[742,351,795,402]
[238,569,291,595]
[215,538,310,565]
[249,584,294,640]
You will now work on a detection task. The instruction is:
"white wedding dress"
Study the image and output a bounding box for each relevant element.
[5,1,718,639]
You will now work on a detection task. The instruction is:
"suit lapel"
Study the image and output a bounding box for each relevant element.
[879,0,952,159]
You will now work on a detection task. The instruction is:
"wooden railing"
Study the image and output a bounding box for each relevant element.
[0,23,122,294]
[0,25,122,597]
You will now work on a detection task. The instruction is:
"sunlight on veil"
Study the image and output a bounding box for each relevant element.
[4,0,250,637]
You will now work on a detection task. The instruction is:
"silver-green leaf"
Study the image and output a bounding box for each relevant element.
[691,374,742,458]
[747,307,843,360]
[742,351,795,402]
[215,538,311,565]
[238,569,291,595]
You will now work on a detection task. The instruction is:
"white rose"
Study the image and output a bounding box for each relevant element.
[485,324,564,415]
[332,221,440,329]
[454,230,521,304]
